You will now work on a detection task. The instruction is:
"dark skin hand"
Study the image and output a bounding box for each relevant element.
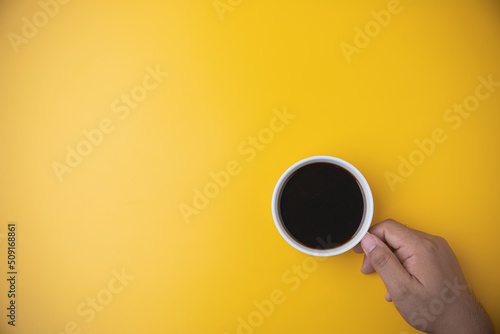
[353,219,494,334]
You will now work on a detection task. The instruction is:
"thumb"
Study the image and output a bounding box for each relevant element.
[361,234,412,298]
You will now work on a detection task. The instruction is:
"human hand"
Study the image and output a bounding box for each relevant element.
[353,219,493,334]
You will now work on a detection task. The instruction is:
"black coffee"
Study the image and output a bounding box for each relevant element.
[279,162,365,249]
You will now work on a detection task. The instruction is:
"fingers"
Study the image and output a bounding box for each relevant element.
[353,219,412,254]
[353,242,364,254]
[364,219,424,264]
[385,290,392,302]
[353,219,414,255]
[360,234,413,297]
[360,254,375,274]
[354,219,426,282]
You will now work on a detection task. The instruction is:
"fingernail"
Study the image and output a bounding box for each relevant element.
[361,235,376,254]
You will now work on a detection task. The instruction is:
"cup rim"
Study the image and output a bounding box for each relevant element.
[271,156,374,256]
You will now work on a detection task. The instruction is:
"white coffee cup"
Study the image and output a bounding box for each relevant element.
[271,156,374,256]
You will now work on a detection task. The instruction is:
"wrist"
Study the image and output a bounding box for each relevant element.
[426,291,493,334]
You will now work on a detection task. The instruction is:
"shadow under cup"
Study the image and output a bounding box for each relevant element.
[272,156,373,257]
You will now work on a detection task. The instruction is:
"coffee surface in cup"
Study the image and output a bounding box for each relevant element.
[279,162,365,249]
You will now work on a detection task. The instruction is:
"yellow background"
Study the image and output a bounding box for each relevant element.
[1,0,499,333]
